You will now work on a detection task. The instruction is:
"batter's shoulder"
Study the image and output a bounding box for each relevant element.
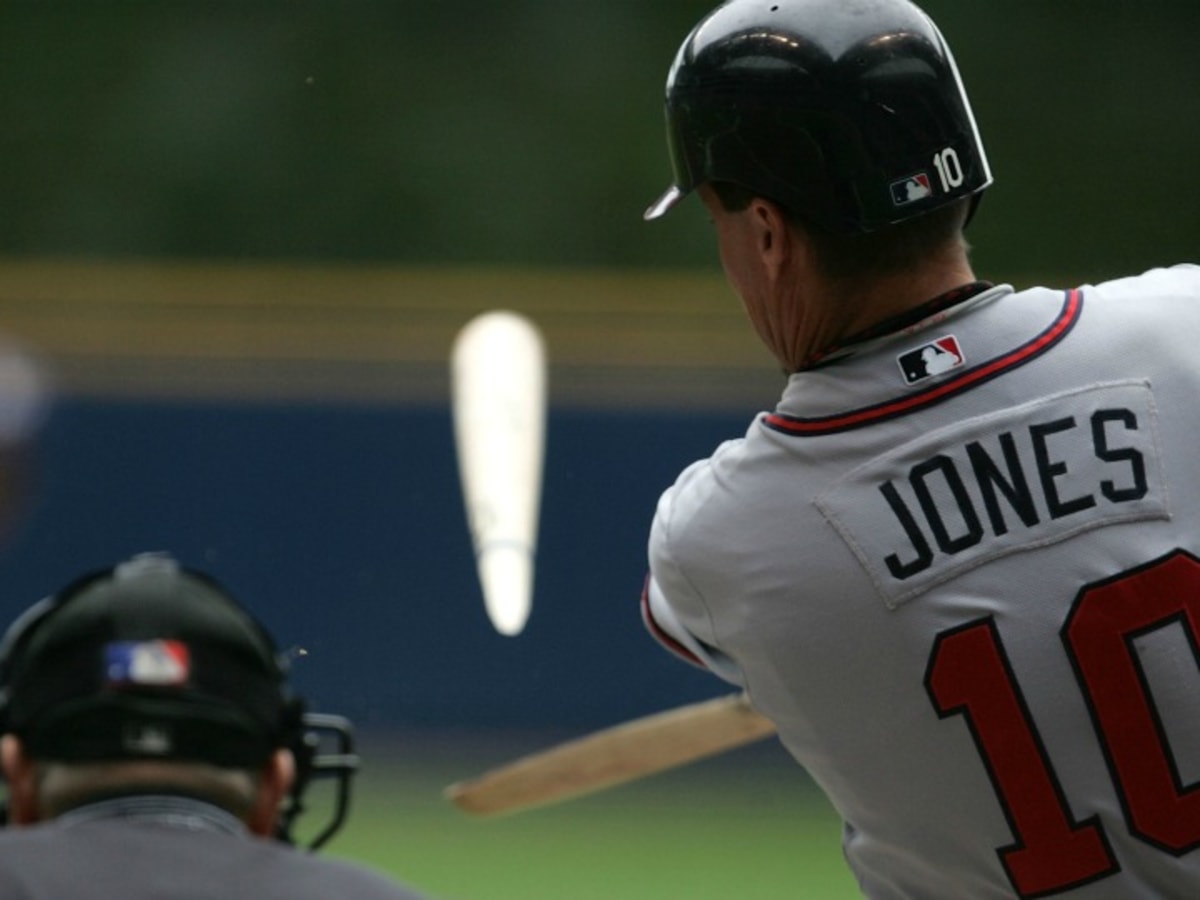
[1086,263,1200,300]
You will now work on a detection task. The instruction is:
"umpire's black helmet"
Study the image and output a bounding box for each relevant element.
[644,0,992,233]
[0,553,301,768]
[0,552,360,848]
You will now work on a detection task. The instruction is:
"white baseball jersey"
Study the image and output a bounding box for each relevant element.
[644,266,1200,899]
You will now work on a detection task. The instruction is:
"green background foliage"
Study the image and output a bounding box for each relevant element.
[0,1,1195,282]
[0,5,1196,897]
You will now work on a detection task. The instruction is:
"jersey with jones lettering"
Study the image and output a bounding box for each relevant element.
[644,265,1200,899]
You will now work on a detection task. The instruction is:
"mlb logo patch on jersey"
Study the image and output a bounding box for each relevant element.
[890,172,933,207]
[897,336,964,385]
[105,640,190,687]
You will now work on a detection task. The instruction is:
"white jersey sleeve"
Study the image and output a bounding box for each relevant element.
[644,452,746,685]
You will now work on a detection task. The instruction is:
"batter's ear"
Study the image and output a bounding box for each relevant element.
[748,197,801,275]
[248,748,295,838]
[1,734,40,825]
[749,197,812,293]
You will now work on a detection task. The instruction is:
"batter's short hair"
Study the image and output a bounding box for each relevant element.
[710,181,972,281]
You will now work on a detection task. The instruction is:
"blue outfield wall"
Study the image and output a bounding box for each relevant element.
[0,397,753,731]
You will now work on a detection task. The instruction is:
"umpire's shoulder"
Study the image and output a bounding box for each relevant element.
[279,850,429,899]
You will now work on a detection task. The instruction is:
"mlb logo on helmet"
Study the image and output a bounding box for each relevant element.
[122,723,173,756]
[890,172,933,207]
[897,336,965,385]
[105,640,191,688]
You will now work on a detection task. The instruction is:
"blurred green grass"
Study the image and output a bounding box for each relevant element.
[322,731,861,899]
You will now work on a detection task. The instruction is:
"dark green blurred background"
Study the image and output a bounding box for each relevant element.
[0,4,1196,897]
[0,1,1196,281]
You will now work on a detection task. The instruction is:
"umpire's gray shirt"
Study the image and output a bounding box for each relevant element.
[0,795,427,899]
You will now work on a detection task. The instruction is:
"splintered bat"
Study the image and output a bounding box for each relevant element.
[445,693,777,817]
[450,310,547,637]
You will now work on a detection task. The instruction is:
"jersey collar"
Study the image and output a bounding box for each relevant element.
[797,281,997,371]
[766,286,1084,436]
[54,793,247,836]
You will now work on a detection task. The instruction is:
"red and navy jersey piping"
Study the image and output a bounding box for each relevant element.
[764,289,1083,437]
[640,578,707,669]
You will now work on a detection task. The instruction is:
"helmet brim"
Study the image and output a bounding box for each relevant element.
[643,184,686,221]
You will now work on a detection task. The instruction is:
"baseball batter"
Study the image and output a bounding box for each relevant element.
[641,1,1200,897]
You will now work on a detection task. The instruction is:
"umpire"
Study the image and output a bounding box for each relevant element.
[0,552,426,899]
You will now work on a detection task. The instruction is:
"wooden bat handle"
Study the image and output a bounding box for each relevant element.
[444,693,777,817]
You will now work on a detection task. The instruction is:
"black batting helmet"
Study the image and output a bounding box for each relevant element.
[644,0,992,233]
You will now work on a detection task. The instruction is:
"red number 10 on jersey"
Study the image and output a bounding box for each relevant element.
[926,549,1200,898]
